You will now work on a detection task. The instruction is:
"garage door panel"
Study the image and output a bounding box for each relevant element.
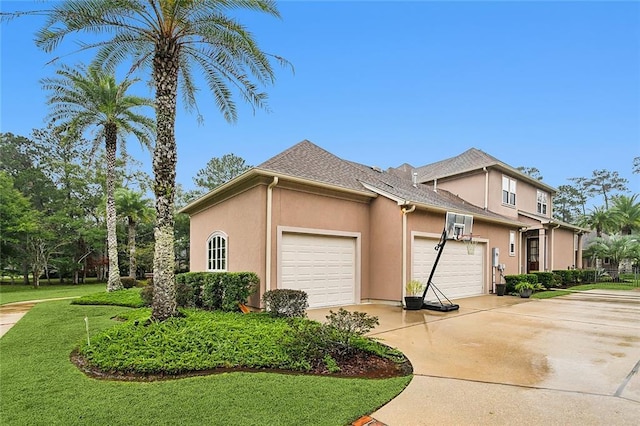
[413,238,484,300]
[281,233,356,308]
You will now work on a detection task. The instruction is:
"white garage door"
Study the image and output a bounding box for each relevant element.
[280,233,356,308]
[413,237,485,300]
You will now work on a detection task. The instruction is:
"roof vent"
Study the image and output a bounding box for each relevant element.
[371,166,383,173]
[412,172,418,188]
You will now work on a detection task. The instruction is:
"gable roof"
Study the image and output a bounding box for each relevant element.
[258,140,375,194]
[257,140,522,225]
[411,148,556,193]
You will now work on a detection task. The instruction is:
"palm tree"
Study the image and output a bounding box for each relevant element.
[586,234,639,279]
[116,188,153,279]
[36,1,288,320]
[42,64,154,292]
[610,194,640,235]
[577,206,616,238]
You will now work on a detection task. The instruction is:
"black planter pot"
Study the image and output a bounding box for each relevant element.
[496,283,506,296]
[519,289,533,298]
[404,296,423,310]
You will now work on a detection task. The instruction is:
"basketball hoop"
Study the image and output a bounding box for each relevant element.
[460,234,477,255]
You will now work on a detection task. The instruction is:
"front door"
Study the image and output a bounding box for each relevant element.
[527,238,539,272]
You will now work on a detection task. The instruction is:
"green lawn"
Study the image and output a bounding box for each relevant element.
[0,301,411,425]
[532,283,639,299]
[0,283,108,305]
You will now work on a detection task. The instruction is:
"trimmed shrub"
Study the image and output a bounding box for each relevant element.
[580,269,597,283]
[531,272,556,289]
[139,272,259,311]
[120,277,137,289]
[504,274,538,293]
[553,270,580,286]
[263,289,308,318]
[198,272,259,311]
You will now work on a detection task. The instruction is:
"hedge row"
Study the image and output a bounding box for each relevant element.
[505,270,602,291]
[141,272,259,312]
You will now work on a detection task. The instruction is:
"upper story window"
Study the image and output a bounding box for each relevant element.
[207,231,227,271]
[502,175,516,206]
[537,191,548,215]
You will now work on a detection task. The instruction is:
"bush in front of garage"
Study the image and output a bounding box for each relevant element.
[263,289,309,318]
[140,272,259,312]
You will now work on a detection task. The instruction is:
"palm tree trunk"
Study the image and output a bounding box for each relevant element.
[105,123,122,292]
[151,38,179,321]
[128,218,136,278]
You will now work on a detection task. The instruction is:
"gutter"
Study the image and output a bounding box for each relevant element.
[483,167,489,209]
[265,176,279,293]
[401,204,416,300]
[179,168,375,215]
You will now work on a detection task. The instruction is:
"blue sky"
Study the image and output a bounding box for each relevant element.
[1,1,639,202]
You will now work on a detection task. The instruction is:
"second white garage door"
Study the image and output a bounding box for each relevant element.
[280,233,357,308]
[413,237,485,300]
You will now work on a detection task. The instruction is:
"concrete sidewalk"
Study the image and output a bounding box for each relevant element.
[310,291,640,425]
[0,297,79,338]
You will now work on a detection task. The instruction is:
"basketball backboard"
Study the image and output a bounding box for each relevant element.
[445,212,474,240]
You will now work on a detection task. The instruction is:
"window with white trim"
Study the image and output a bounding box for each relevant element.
[207,231,227,271]
[537,190,548,215]
[509,231,516,256]
[502,176,516,206]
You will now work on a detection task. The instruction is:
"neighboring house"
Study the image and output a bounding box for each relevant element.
[180,141,585,309]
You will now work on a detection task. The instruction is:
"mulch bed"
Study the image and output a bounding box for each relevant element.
[70,350,413,382]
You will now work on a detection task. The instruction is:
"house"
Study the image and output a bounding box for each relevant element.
[180,141,585,309]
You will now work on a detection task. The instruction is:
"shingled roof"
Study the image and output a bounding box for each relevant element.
[410,148,556,192]
[412,148,499,182]
[258,141,519,224]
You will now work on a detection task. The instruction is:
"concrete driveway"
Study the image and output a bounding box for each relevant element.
[308,290,640,425]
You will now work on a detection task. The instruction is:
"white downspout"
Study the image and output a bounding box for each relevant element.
[265,177,279,294]
[401,204,416,302]
[550,222,561,270]
[483,167,489,210]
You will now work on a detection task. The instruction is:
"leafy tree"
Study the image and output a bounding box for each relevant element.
[193,153,252,195]
[42,64,154,291]
[0,172,39,280]
[567,177,590,216]
[36,0,289,320]
[31,126,100,283]
[553,184,583,223]
[633,157,639,175]
[115,188,153,278]
[584,169,629,210]
[577,206,616,238]
[516,166,543,181]
[0,132,57,211]
[610,194,640,235]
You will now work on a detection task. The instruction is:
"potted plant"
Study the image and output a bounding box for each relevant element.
[515,281,538,298]
[404,280,424,310]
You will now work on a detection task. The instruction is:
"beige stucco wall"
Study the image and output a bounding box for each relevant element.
[550,228,577,270]
[188,184,266,306]
[436,171,487,209]
[269,184,372,300]
[368,196,403,301]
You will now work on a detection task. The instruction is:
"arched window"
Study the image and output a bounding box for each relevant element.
[206,231,227,271]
